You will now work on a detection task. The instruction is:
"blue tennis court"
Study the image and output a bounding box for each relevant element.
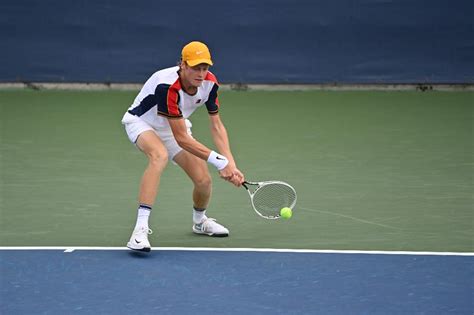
[1,249,472,314]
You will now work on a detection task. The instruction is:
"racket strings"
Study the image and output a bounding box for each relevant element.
[252,183,297,218]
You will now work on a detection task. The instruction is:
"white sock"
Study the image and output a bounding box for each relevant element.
[135,204,151,229]
[193,207,207,224]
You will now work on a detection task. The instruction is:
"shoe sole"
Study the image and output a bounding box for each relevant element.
[192,228,229,237]
[127,243,151,252]
[210,233,228,237]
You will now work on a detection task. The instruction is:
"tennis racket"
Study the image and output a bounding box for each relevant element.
[242,181,297,219]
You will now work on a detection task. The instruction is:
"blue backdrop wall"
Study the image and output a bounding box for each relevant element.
[1,0,473,83]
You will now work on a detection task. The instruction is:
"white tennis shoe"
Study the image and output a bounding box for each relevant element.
[192,218,229,237]
[127,227,153,252]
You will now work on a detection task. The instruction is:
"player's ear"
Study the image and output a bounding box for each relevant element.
[179,59,187,69]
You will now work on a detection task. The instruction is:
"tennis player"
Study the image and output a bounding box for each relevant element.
[122,41,245,252]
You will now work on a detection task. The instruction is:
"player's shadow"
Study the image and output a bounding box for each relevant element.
[127,250,156,259]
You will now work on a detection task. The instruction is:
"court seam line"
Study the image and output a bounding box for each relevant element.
[0,247,473,256]
[299,206,401,230]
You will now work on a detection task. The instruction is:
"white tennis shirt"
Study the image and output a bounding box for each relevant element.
[123,66,220,130]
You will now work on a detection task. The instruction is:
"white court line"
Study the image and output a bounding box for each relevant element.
[0,247,473,256]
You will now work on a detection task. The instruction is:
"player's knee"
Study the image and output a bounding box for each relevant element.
[147,150,168,168]
[194,174,212,190]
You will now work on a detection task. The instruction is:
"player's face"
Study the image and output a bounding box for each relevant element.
[182,63,209,88]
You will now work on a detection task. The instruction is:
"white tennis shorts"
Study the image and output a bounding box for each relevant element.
[121,112,192,160]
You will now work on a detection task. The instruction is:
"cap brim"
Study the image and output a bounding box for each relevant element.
[186,59,213,67]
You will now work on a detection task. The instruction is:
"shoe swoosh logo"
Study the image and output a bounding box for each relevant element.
[135,239,141,244]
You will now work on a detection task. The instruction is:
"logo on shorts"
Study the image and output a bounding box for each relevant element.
[196,99,202,104]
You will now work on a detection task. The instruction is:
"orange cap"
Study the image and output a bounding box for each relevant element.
[181,41,213,67]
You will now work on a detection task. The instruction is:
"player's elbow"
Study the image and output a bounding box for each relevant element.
[210,122,226,134]
[210,126,227,141]
[175,135,193,150]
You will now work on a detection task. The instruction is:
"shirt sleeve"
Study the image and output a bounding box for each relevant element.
[155,83,183,118]
[205,83,220,115]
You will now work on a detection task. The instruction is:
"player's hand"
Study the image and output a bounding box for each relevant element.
[219,165,244,187]
[218,164,234,181]
[233,168,245,186]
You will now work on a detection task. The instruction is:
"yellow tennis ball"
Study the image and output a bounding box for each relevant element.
[280,207,292,219]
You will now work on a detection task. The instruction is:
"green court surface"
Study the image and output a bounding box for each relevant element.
[0,89,472,252]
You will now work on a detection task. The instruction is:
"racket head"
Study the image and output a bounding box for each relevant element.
[244,181,297,219]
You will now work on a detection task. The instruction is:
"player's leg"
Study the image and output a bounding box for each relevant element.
[136,131,169,206]
[173,150,229,237]
[127,130,169,251]
[173,150,212,210]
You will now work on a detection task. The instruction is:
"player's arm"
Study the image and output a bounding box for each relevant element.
[168,118,237,183]
[208,114,235,167]
[167,118,210,160]
[203,78,244,185]
[156,83,232,179]
[208,114,245,185]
